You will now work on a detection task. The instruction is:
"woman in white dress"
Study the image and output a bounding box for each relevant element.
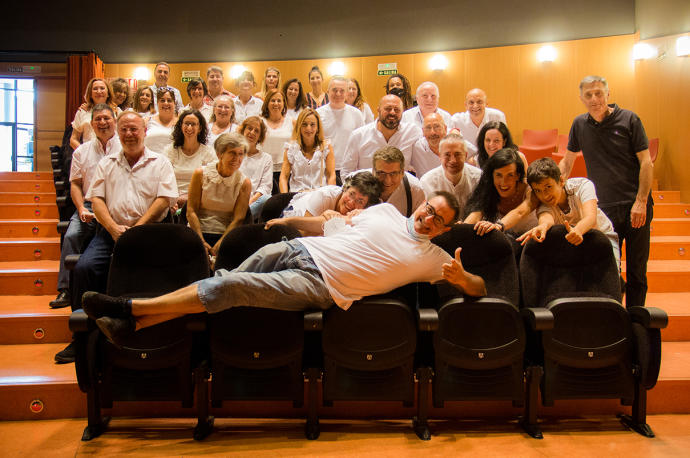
[187,132,252,258]
[165,109,216,211]
[238,116,273,220]
[282,78,307,121]
[260,89,294,190]
[181,79,212,121]
[69,78,117,149]
[144,88,177,154]
[346,78,375,124]
[279,108,335,193]
[207,95,237,145]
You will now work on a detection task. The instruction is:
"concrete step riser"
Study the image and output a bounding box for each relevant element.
[0,193,55,204]
[0,182,56,193]
[0,274,57,296]
[0,205,59,219]
[0,222,59,238]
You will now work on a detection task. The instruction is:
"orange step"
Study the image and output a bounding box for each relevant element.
[648,293,690,342]
[0,296,71,344]
[622,236,690,261]
[654,203,690,219]
[650,218,690,236]
[0,181,56,193]
[0,192,55,204]
[0,204,59,219]
[0,172,55,181]
[653,191,680,203]
[0,238,61,262]
[0,220,59,238]
[623,260,690,293]
[0,261,58,296]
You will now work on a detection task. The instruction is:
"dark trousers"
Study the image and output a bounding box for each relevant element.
[602,199,653,308]
[71,228,115,311]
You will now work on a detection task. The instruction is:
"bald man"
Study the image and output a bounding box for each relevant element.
[451,88,506,158]
[402,81,452,129]
[411,112,477,177]
[341,94,422,176]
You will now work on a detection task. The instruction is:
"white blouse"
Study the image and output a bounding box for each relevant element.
[197,164,246,234]
[144,117,174,154]
[285,141,330,192]
[164,143,217,195]
[262,117,293,172]
[207,122,238,148]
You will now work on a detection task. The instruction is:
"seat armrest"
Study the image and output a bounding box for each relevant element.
[629,306,668,329]
[417,308,439,331]
[57,221,70,234]
[521,307,554,331]
[55,181,65,191]
[304,310,323,331]
[69,309,92,333]
[65,254,80,271]
[56,196,68,207]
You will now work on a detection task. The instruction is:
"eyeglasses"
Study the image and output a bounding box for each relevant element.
[424,201,449,228]
[375,169,402,180]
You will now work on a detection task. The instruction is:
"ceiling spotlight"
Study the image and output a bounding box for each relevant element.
[230,65,247,79]
[633,43,658,60]
[133,66,150,81]
[328,61,346,76]
[677,36,690,57]
[537,45,557,63]
[429,54,448,71]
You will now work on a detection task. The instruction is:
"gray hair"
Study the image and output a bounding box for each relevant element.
[328,75,348,90]
[207,66,224,77]
[91,103,115,120]
[439,132,466,151]
[579,75,608,92]
[214,132,249,155]
[416,81,439,95]
[372,146,405,169]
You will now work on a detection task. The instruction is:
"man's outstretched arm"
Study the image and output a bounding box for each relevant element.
[442,247,487,297]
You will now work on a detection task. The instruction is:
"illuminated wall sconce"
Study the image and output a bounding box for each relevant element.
[229,65,247,79]
[677,36,690,57]
[328,61,346,76]
[429,54,448,71]
[633,43,658,60]
[537,45,557,62]
[133,66,150,81]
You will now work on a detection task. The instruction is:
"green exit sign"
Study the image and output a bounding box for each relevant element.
[181,77,195,83]
[377,62,397,76]
[377,69,397,76]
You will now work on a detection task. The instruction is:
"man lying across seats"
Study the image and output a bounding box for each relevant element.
[82,191,487,345]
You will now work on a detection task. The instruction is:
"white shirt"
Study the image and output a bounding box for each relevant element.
[409,137,441,178]
[71,108,95,144]
[402,106,452,130]
[420,164,481,214]
[316,104,364,170]
[239,150,273,197]
[360,102,375,124]
[286,107,303,121]
[150,84,185,113]
[197,164,246,234]
[341,122,422,176]
[385,171,426,217]
[234,96,263,124]
[285,141,331,192]
[286,185,342,217]
[451,107,506,151]
[182,103,213,122]
[207,122,238,147]
[86,147,178,226]
[300,203,452,310]
[164,143,217,195]
[262,117,293,172]
[70,136,122,198]
[144,117,174,154]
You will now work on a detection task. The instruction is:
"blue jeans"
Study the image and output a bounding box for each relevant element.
[197,240,334,313]
[249,194,271,221]
[57,202,98,290]
[71,228,115,311]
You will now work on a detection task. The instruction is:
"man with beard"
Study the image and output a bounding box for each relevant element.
[341,94,422,176]
[451,88,506,158]
[420,132,481,216]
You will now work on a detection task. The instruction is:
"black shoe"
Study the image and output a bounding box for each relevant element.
[49,290,71,309]
[82,292,132,320]
[54,341,76,364]
[95,316,136,347]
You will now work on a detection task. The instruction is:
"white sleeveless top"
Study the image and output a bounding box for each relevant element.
[285,141,330,192]
[261,116,293,172]
[198,164,246,234]
[144,117,174,154]
[207,122,238,147]
[164,143,217,194]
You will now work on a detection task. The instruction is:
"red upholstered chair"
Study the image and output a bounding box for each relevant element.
[649,138,659,163]
[519,129,558,164]
[552,134,588,178]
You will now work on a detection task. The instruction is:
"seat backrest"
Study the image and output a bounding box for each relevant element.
[431,224,519,305]
[106,224,209,298]
[556,134,569,155]
[260,192,297,223]
[520,225,621,308]
[522,128,559,148]
[215,223,302,271]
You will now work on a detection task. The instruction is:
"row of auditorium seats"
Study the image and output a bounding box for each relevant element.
[66,221,667,443]
[50,127,76,236]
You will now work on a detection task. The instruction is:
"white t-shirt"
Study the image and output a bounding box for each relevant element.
[86,147,178,226]
[234,96,263,124]
[286,107,303,121]
[285,141,331,192]
[207,122,238,147]
[286,185,342,217]
[316,104,364,170]
[239,150,273,197]
[262,117,293,172]
[70,136,122,197]
[420,164,482,214]
[164,143,217,195]
[300,203,453,310]
[451,107,507,151]
[144,117,174,154]
[409,137,440,178]
[341,122,423,176]
[402,106,452,130]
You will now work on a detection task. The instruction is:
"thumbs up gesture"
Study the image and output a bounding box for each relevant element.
[564,221,584,246]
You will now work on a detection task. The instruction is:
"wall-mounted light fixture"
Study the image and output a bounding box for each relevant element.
[229,65,247,79]
[328,61,346,76]
[429,54,448,71]
[677,36,690,57]
[133,66,150,81]
[537,45,557,62]
[633,43,658,60]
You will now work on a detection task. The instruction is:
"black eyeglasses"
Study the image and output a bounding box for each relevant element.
[424,201,449,228]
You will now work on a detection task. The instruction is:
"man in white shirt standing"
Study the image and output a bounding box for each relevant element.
[203,66,235,106]
[420,132,481,216]
[451,88,506,157]
[402,81,452,129]
[341,94,422,175]
[372,146,426,217]
[317,76,365,183]
[150,62,184,113]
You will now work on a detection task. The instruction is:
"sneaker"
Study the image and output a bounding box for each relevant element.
[82,292,132,320]
[54,341,76,364]
[95,316,136,347]
[49,290,71,309]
